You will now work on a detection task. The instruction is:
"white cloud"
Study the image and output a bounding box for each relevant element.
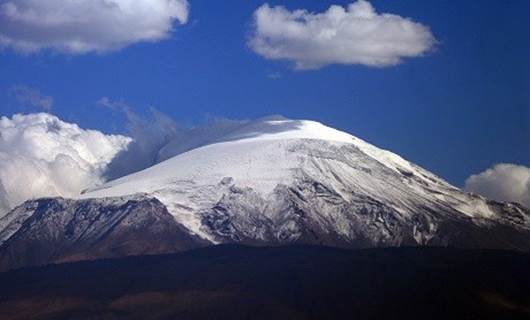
[465,164,530,208]
[0,113,131,216]
[0,0,189,54]
[10,85,53,111]
[249,0,436,69]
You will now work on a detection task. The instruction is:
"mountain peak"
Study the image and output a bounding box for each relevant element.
[218,117,354,144]
[74,116,530,245]
[1,116,529,271]
[155,116,354,164]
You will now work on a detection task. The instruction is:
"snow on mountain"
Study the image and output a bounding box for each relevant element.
[0,196,205,271]
[80,117,530,244]
[1,116,529,271]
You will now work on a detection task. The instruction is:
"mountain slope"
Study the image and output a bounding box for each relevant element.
[81,118,530,246]
[0,196,205,271]
[0,117,529,270]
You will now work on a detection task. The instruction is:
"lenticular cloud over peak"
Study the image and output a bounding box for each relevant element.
[0,113,131,216]
[249,0,436,69]
[0,0,190,54]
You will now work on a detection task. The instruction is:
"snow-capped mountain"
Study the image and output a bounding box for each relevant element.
[1,116,529,270]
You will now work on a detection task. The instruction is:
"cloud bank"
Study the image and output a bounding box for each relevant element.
[465,164,530,208]
[0,0,189,54]
[249,0,436,69]
[9,85,53,111]
[0,113,131,216]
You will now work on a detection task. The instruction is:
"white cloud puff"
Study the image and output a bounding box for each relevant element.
[249,0,436,69]
[0,113,131,216]
[465,164,530,208]
[0,0,189,54]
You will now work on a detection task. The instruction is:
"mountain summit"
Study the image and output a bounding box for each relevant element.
[1,117,529,270]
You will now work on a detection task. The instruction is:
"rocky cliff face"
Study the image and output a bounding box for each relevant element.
[199,173,530,250]
[0,196,206,271]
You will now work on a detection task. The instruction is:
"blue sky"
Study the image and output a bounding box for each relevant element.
[0,0,529,187]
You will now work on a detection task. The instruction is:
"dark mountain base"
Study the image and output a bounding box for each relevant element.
[0,245,529,320]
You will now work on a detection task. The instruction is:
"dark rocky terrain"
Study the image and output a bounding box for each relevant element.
[0,245,529,320]
[0,197,206,271]
[1,194,530,272]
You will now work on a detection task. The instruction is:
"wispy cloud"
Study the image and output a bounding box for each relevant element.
[267,72,283,79]
[98,97,180,180]
[9,85,53,111]
[0,0,189,54]
[249,0,436,70]
[98,98,253,181]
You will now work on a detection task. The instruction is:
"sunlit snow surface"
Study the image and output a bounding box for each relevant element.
[81,119,529,242]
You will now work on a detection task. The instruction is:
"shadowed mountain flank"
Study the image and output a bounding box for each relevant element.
[0,197,206,271]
